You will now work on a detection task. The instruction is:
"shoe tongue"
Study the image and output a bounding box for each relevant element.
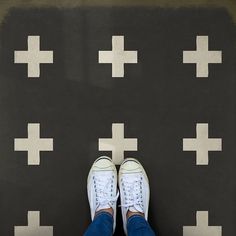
[129,205,144,213]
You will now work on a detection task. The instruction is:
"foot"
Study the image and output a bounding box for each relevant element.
[87,156,119,232]
[119,158,150,235]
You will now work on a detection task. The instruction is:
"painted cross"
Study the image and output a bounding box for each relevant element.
[98,123,138,165]
[14,211,53,236]
[14,36,53,78]
[14,123,53,165]
[183,36,222,77]
[183,211,222,236]
[98,35,138,77]
[183,123,222,165]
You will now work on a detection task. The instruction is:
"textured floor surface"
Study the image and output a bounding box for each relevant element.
[0,6,235,236]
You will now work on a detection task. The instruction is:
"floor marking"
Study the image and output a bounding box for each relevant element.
[183,123,222,165]
[98,123,138,165]
[183,211,222,236]
[14,36,53,78]
[14,211,53,236]
[14,123,53,165]
[183,36,222,77]
[98,35,138,77]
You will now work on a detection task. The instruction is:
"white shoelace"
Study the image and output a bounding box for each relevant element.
[120,175,144,213]
[93,174,119,211]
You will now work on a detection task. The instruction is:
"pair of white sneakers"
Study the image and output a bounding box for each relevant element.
[87,156,150,235]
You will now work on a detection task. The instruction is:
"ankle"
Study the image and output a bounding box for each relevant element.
[127,210,144,219]
[95,207,114,217]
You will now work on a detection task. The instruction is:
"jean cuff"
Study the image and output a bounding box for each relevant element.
[94,211,113,220]
[127,214,145,224]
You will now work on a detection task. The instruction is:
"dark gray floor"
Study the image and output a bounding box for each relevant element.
[0,6,235,236]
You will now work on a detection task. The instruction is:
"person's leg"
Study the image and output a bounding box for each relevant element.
[119,158,156,235]
[84,212,113,236]
[127,215,156,236]
[84,156,119,236]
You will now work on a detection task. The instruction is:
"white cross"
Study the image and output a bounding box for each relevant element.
[98,35,138,77]
[14,123,53,165]
[183,123,222,165]
[14,36,53,78]
[183,211,222,236]
[98,123,138,165]
[183,36,222,77]
[14,211,53,236]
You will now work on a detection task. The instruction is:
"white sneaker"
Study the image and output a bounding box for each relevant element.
[119,158,150,235]
[87,156,119,232]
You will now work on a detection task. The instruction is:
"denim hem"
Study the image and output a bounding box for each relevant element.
[127,214,145,224]
[94,211,114,221]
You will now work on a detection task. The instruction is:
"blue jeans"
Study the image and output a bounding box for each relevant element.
[84,212,156,236]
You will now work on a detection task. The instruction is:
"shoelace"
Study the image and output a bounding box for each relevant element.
[119,175,144,211]
[93,175,119,209]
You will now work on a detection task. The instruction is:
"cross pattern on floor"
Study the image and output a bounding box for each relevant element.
[183,36,222,78]
[183,211,222,236]
[14,211,53,236]
[98,35,138,78]
[0,6,235,236]
[98,123,138,165]
[183,123,222,165]
[14,36,54,78]
[14,123,54,165]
